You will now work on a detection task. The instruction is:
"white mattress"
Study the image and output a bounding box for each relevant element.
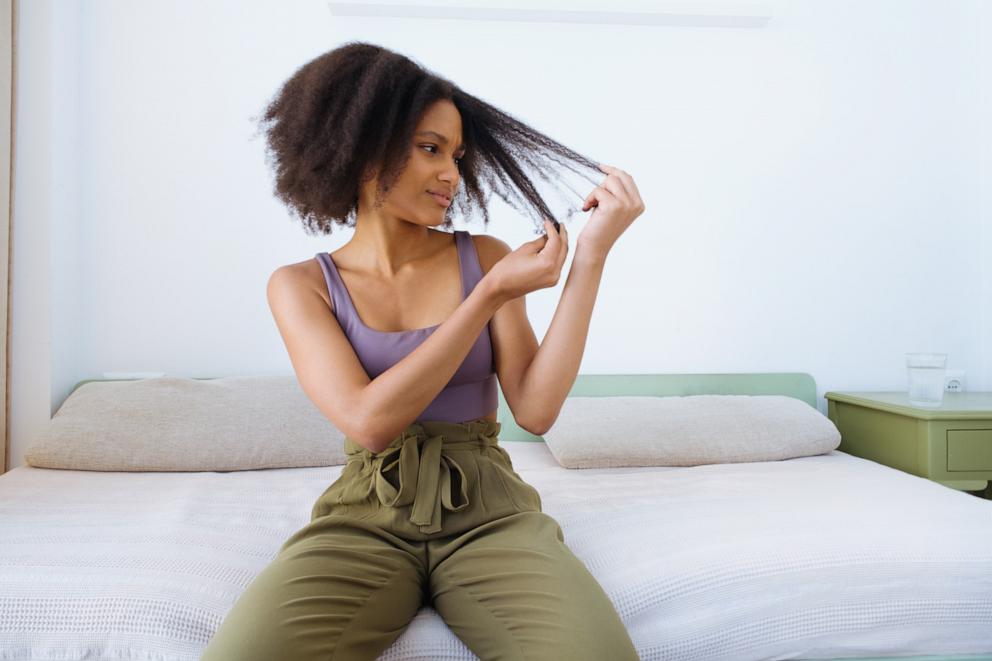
[1,444,991,661]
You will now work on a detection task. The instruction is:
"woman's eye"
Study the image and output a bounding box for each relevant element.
[423,144,463,166]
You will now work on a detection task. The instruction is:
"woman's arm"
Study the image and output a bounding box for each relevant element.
[513,245,607,435]
[516,163,644,434]
[360,279,507,451]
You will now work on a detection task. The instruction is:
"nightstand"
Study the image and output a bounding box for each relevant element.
[823,391,992,498]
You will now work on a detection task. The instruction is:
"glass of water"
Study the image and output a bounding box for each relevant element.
[906,353,947,407]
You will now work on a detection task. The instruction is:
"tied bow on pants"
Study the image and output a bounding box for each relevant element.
[345,425,503,534]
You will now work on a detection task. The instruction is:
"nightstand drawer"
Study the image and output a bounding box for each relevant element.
[825,392,992,495]
[947,429,992,471]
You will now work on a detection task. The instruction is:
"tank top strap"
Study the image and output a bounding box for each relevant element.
[314,252,356,324]
[454,230,484,298]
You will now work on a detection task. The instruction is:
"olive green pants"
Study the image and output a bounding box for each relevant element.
[200,418,639,661]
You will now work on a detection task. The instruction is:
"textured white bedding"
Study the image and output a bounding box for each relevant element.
[1,443,991,660]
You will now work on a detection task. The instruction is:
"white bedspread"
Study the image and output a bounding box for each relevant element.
[2,445,991,660]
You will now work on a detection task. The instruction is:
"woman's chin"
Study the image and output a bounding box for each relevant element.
[406,214,447,228]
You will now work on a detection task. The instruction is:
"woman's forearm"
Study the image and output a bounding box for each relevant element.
[516,244,607,435]
[359,278,507,452]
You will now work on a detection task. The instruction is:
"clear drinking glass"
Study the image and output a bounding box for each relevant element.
[906,353,947,407]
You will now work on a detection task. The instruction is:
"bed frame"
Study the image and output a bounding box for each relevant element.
[67,372,992,661]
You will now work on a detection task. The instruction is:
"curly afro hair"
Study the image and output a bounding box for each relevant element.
[254,41,602,236]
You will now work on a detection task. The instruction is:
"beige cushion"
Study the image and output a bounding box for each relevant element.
[23,376,347,472]
[540,395,841,468]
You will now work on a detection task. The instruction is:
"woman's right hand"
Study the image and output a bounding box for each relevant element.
[486,220,569,301]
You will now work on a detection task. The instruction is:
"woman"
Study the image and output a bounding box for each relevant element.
[202,41,645,660]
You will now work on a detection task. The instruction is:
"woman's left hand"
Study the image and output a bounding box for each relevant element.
[577,164,646,259]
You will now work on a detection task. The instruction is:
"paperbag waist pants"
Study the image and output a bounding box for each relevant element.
[200,418,640,661]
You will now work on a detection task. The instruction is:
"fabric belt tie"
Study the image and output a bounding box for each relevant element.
[346,425,502,534]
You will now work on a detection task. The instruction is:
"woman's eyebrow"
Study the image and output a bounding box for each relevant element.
[416,130,465,152]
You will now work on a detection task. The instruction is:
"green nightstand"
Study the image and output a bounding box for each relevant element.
[824,391,992,498]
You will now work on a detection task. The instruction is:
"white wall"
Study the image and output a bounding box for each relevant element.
[979,0,992,415]
[10,0,990,470]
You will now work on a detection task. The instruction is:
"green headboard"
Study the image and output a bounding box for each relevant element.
[71,372,817,443]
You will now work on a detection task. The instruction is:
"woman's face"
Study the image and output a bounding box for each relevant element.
[361,99,465,227]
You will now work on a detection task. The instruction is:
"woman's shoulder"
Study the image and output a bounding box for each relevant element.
[269,256,336,315]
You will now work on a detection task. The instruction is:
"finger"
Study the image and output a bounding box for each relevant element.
[602,164,643,208]
[581,190,596,210]
[581,187,600,211]
[582,170,611,208]
[582,185,616,211]
[597,164,634,204]
[601,164,645,209]
[600,175,630,205]
[538,219,559,255]
[599,163,635,198]
[523,233,547,254]
[556,224,569,271]
[532,237,548,254]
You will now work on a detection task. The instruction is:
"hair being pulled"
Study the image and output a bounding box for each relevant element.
[253,41,602,236]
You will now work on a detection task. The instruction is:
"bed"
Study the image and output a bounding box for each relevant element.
[2,372,991,661]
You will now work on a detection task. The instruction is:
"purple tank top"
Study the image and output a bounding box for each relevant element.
[314,230,498,423]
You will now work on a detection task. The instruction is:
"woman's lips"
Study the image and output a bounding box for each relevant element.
[428,192,451,207]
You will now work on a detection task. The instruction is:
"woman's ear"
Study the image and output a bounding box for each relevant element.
[360,163,379,184]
